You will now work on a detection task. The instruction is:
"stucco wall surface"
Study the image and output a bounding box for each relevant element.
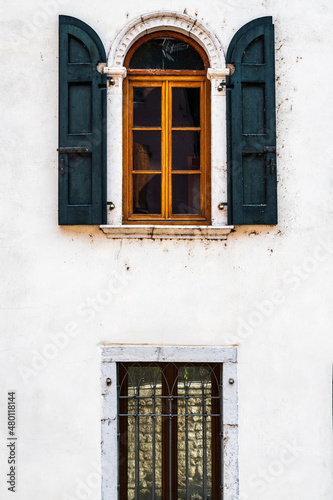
[0,0,333,499]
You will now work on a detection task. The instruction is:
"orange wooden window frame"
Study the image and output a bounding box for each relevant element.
[123,32,211,225]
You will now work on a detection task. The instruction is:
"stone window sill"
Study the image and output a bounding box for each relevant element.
[99,225,234,240]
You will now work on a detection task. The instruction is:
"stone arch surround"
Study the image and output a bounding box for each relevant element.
[108,11,226,69]
[103,11,230,230]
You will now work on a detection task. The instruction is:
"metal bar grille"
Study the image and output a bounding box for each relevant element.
[117,362,222,500]
[134,393,139,500]
[185,385,189,500]
[203,389,207,500]
[152,387,156,499]
[220,364,224,500]
[117,368,120,496]
[169,394,172,500]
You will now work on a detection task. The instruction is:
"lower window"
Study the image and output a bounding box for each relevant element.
[101,346,238,500]
[118,362,222,499]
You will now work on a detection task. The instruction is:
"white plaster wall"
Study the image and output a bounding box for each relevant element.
[0,0,333,499]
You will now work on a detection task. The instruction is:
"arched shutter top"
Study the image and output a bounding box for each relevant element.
[59,15,106,64]
[226,16,273,64]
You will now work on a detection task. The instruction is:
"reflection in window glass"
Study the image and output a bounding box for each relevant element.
[133,87,161,127]
[172,174,201,214]
[129,37,205,70]
[133,131,161,171]
[127,367,163,500]
[172,131,200,171]
[133,174,161,214]
[172,88,200,127]
[177,366,213,499]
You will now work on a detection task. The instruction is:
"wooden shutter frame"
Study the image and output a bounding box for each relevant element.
[226,17,278,225]
[58,15,107,225]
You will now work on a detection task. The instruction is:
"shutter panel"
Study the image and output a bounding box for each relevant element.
[226,17,277,225]
[58,16,107,225]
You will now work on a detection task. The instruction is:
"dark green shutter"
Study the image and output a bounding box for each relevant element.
[58,16,107,225]
[226,17,277,225]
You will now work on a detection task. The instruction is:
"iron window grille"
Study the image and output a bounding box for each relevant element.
[117,362,223,500]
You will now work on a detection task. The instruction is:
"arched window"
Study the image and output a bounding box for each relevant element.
[58,15,277,231]
[123,32,211,225]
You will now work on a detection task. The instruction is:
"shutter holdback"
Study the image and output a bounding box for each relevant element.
[217,81,234,91]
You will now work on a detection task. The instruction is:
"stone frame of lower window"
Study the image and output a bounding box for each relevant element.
[101,345,239,500]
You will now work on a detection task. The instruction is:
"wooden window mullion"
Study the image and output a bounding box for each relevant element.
[165,81,171,220]
[200,81,205,217]
[163,80,169,220]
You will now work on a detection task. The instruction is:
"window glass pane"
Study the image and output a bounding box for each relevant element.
[172,174,201,214]
[133,174,161,214]
[172,88,200,127]
[133,131,161,171]
[133,87,161,127]
[127,366,163,500]
[129,37,205,70]
[172,131,200,171]
[177,366,213,499]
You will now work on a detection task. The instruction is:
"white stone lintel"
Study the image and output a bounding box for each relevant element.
[102,345,238,364]
[103,66,127,89]
[99,225,234,240]
[207,67,230,80]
